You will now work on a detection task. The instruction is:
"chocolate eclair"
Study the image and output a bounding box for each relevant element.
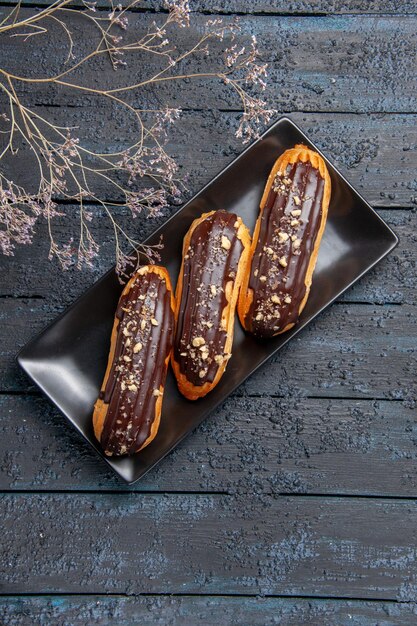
[93,265,175,456]
[172,210,251,400]
[238,144,331,337]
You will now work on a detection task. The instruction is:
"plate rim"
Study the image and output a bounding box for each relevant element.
[16,114,400,484]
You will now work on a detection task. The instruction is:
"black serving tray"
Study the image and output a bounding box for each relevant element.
[18,116,398,484]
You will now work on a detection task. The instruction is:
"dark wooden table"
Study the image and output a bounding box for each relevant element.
[1,1,417,624]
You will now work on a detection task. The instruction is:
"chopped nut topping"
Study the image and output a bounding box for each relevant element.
[283,177,292,185]
[255,312,264,321]
[214,355,223,365]
[128,384,137,392]
[206,321,213,329]
[271,294,281,304]
[199,369,207,379]
[291,234,297,242]
[259,275,267,282]
[133,342,143,353]
[123,355,132,363]
[138,294,145,300]
[201,352,209,361]
[141,319,146,330]
[254,269,259,277]
[153,389,163,397]
[125,338,131,347]
[279,256,288,268]
[278,231,289,242]
[273,181,284,193]
[210,285,217,296]
[293,195,301,206]
[266,246,274,255]
[192,337,205,347]
[123,327,131,337]
[291,209,302,217]
[293,238,301,249]
[291,219,300,227]
[121,381,126,391]
[221,235,231,250]
[284,295,292,304]
[180,352,187,357]
[234,220,240,228]
[151,318,159,326]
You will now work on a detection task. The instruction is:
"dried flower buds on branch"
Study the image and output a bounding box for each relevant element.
[0,0,274,278]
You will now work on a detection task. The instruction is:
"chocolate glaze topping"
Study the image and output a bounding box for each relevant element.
[174,211,244,386]
[100,270,174,456]
[246,160,325,337]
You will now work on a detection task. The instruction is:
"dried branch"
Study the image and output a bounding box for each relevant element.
[0,0,274,278]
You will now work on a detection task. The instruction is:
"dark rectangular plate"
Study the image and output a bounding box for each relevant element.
[17,116,398,484]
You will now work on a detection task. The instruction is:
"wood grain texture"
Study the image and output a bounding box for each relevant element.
[1,12,416,113]
[1,394,417,496]
[1,595,417,626]
[243,302,417,400]
[1,111,416,208]
[2,493,417,597]
[8,0,417,14]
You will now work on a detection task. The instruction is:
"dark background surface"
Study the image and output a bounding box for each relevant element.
[0,1,416,624]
